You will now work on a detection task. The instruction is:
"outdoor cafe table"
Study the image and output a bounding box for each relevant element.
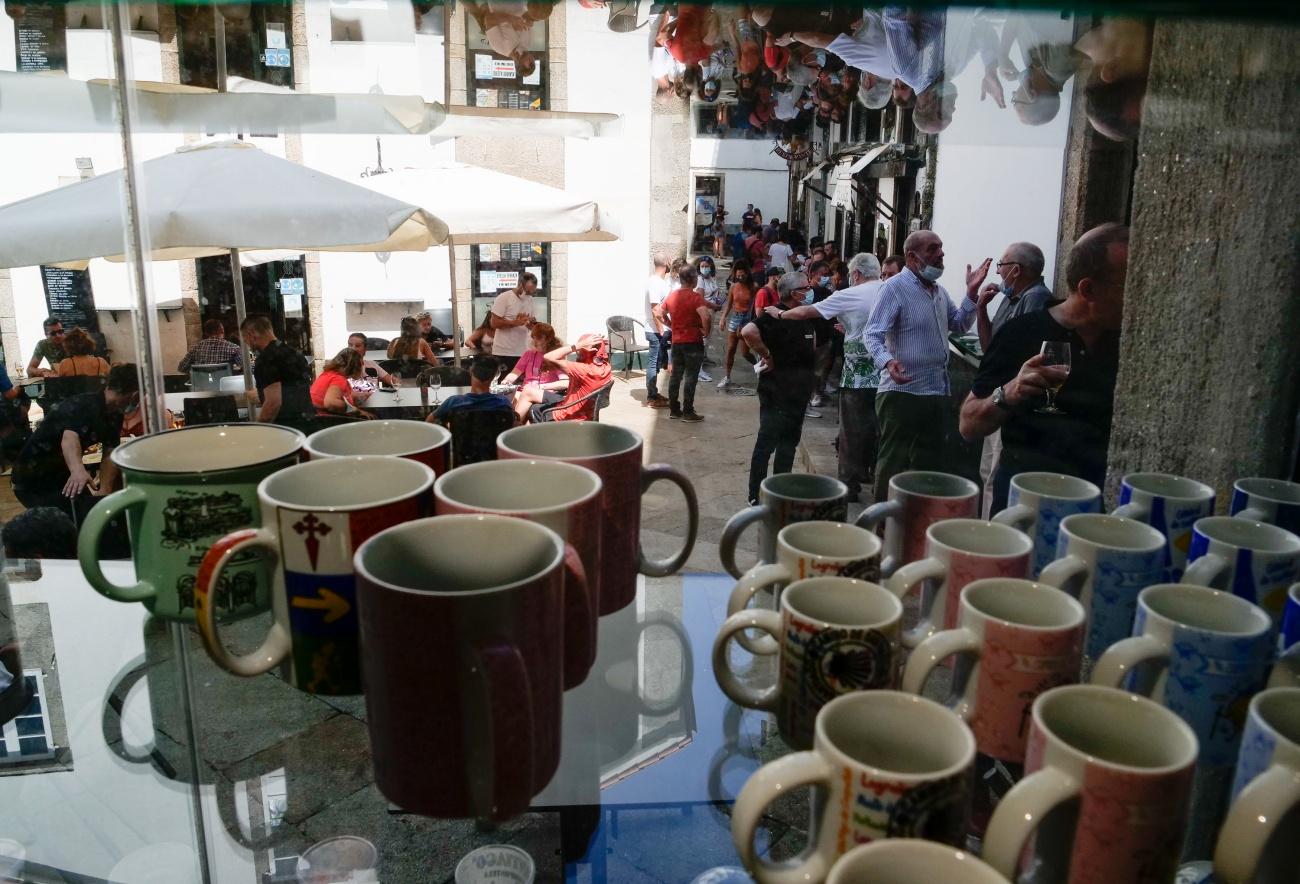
[0,562,779,882]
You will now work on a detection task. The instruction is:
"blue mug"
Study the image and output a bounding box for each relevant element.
[1112,472,1216,582]
[1231,477,1300,535]
[1269,582,1300,689]
[993,472,1102,577]
[1182,517,1300,624]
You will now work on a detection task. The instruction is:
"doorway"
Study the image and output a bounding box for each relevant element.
[196,255,311,356]
[690,174,724,256]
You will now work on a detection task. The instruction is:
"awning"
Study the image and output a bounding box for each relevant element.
[848,144,892,174]
[830,159,858,211]
[796,161,831,200]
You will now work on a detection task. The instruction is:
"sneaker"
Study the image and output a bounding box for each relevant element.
[646,395,670,408]
[669,409,683,419]
[717,376,731,390]
[822,383,838,396]
[810,393,825,407]
[805,406,823,419]
[682,412,704,422]
[699,370,713,382]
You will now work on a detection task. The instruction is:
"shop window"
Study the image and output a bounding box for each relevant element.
[464,6,549,110]
[196,255,312,358]
[175,0,293,91]
[470,243,550,330]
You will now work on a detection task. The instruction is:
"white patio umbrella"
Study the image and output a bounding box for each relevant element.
[0,140,447,401]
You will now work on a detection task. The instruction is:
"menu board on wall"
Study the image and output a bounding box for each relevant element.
[14,3,67,72]
[40,266,100,334]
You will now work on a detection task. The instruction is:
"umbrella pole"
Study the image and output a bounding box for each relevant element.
[229,248,258,421]
[448,237,462,368]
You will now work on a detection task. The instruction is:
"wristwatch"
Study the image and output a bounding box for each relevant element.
[992,385,1012,410]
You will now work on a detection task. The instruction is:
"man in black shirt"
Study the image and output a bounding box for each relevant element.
[417,311,455,350]
[960,223,1129,512]
[240,315,313,429]
[741,271,823,503]
[12,364,138,520]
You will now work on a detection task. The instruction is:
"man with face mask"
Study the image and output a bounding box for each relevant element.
[975,242,1052,351]
[865,229,983,502]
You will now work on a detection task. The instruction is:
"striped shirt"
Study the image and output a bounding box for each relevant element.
[178,336,243,372]
[865,267,977,396]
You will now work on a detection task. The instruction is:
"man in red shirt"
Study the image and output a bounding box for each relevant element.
[655,266,712,422]
[754,267,784,312]
[536,334,612,422]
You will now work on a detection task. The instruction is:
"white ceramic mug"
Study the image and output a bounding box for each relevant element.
[1213,687,1300,884]
[857,471,981,577]
[1182,516,1300,622]
[993,472,1102,578]
[983,685,1199,884]
[825,839,1009,884]
[1038,513,1167,660]
[714,577,903,750]
[902,578,1085,766]
[719,473,853,578]
[726,521,882,655]
[305,418,451,476]
[1231,477,1300,535]
[1111,472,1217,581]
[731,691,975,884]
[886,519,1034,647]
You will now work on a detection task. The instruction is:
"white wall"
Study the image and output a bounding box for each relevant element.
[562,4,653,340]
[931,9,1074,306]
[689,133,790,228]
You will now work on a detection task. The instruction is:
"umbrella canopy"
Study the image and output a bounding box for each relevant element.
[0,140,447,270]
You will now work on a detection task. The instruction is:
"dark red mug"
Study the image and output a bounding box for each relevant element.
[497,423,699,614]
[354,514,570,820]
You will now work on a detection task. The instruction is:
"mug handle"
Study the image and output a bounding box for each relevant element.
[1182,553,1229,588]
[1267,647,1300,689]
[195,528,290,677]
[720,503,771,579]
[886,556,948,648]
[637,463,700,577]
[854,499,901,577]
[726,563,791,656]
[1039,554,1089,599]
[471,637,535,820]
[101,656,172,773]
[983,765,1082,879]
[637,611,695,716]
[1233,506,1269,522]
[992,503,1035,531]
[732,750,834,884]
[1111,501,1150,521]
[1091,635,1169,692]
[1213,763,1300,884]
[901,627,981,716]
[78,486,156,603]
[712,610,782,711]
[561,543,596,690]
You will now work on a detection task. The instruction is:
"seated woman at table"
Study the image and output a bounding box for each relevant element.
[465,313,495,356]
[310,348,373,419]
[387,316,437,376]
[502,322,569,422]
[54,328,110,378]
[533,333,612,423]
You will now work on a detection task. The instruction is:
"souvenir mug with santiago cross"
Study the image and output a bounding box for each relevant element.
[195,456,434,695]
[78,424,304,622]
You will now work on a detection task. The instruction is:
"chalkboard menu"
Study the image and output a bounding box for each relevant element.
[40,266,100,334]
[13,3,67,73]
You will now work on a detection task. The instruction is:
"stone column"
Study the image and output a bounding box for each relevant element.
[1105,19,1300,504]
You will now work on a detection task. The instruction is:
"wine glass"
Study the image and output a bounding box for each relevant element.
[429,373,442,406]
[1037,341,1071,414]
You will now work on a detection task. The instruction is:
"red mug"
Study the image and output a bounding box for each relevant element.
[859,471,981,576]
[304,419,451,476]
[497,423,698,614]
[433,459,601,688]
[354,515,574,820]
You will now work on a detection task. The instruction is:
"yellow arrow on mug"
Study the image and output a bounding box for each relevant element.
[291,588,351,624]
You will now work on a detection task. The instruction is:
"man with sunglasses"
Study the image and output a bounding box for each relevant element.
[974,242,1052,350]
[27,317,67,378]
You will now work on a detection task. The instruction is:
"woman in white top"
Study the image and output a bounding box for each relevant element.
[767,232,795,272]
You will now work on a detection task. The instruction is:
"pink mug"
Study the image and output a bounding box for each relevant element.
[305,419,451,476]
[497,423,698,614]
[859,471,980,576]
[983,685,1199,884]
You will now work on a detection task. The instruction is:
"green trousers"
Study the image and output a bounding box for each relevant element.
[873,391,949,502]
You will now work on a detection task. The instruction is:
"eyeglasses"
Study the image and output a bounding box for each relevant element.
[996,261,1022,270]
[50,329,64,336]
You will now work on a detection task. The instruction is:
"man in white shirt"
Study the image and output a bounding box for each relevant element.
[767,234,795,272]
[490,272,537,374]
[643,256,672,408]
[761,253,883,499]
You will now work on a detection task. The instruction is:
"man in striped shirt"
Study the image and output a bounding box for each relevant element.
[865,229,983,502]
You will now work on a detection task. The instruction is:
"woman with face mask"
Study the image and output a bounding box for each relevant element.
[717,261,756,390]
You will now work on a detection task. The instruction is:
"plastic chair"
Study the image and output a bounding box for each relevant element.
[446,409,516,469]
[183,395,238,425]
[606,0,645,32]
[606,316,650,380]
[530,379,614,424]
[190,363,232,392]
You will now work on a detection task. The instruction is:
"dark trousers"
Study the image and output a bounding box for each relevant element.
[873,391,948,502]
[645,330,663,397]
[749,387,809,500]
[15,483,131,558]
[837,387,878,497]
[668,342,705,414]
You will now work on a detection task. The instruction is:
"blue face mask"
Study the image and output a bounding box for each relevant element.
[919,264,943,283]
[701,266,713,277]
[803,290,815,305]
[999,281,1015,296]
[819,276,831,288]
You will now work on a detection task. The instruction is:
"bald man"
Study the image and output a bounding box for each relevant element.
[864,230,983,501]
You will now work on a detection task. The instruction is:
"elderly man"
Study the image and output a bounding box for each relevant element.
[741,271,824,504]
[865,230,983,501]
[975,242,1052,350]
[763,253,883,500]
[960,224,1129,513]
